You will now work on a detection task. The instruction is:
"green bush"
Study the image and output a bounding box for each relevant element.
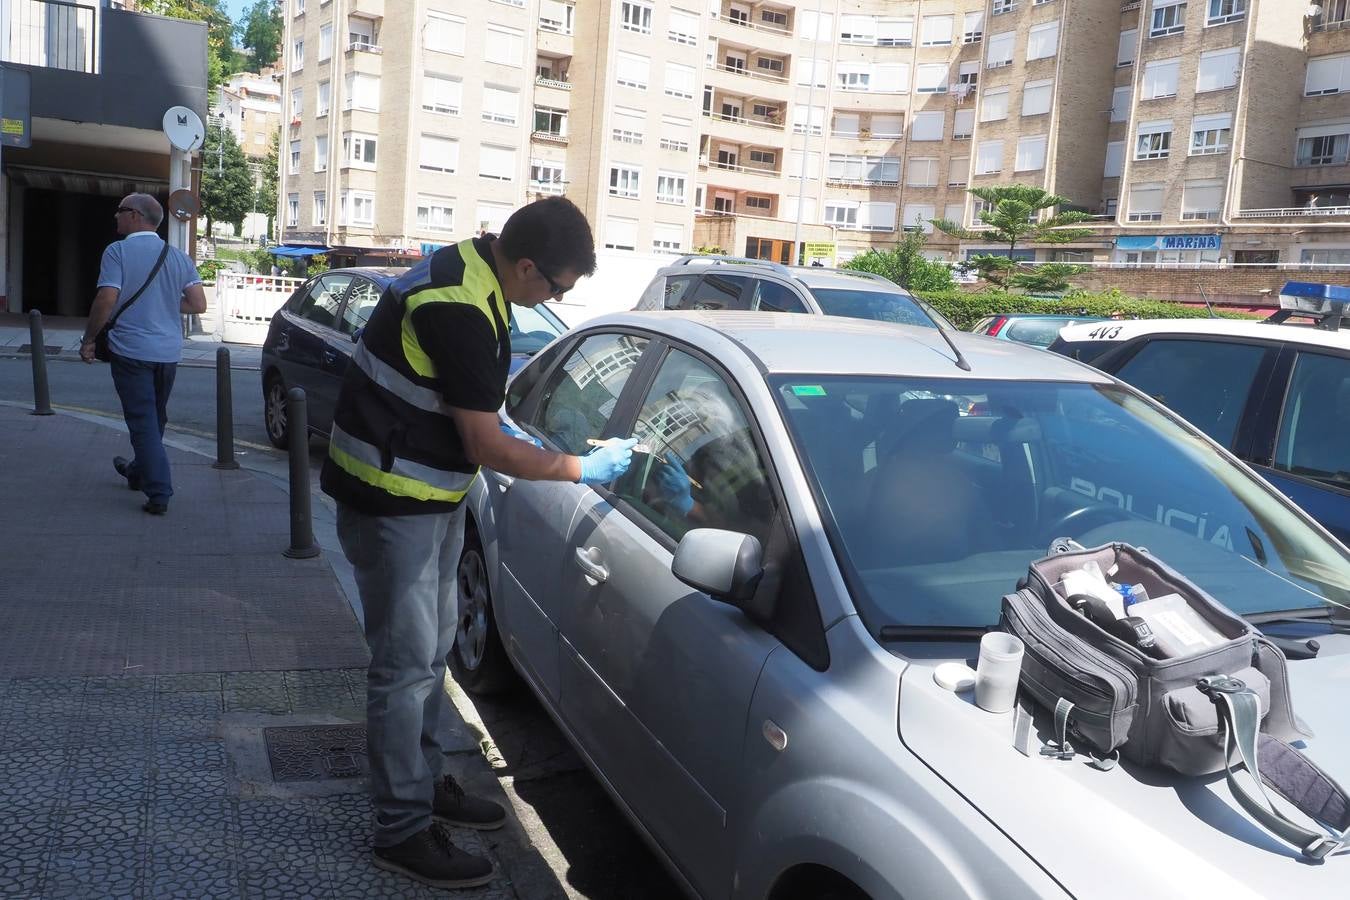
[914,288,1254,330]
[197,258,227,283]
[842,233,955,293]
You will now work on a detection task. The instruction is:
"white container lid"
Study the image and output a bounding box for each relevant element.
[933,662,977,693]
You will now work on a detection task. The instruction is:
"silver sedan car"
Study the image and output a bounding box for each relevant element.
[453,312,1349,899]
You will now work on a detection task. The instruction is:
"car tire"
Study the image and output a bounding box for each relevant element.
[448,522,515,695]
[263,372,289,449]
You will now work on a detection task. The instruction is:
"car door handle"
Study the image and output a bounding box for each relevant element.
[487,469,514,491]
[573,547,609,583]
[276,332,290,351]
[323,349,339,364]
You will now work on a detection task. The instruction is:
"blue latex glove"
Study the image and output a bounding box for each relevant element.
[577,437,638,485]
[653,456,694,516]
[499,422,543,448]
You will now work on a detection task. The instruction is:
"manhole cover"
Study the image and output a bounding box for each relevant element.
[262,724,368,782]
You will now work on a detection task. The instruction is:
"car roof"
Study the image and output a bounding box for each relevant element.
[323,266,407,284]
[987,313,1106,321]
[660,258,911,295]
[1056,317,1350,353]
[587,311,1114,382]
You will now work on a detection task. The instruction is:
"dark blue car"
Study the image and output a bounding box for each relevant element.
[260,266,566,447]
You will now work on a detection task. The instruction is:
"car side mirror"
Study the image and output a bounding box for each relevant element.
[672,528,763,607]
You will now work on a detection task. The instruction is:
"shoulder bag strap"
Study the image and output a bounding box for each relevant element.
[1211,683,1344,861]
[105,241,172,331]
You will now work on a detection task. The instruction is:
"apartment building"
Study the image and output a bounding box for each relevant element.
[278,0,1350,270]
[218,69,282,162]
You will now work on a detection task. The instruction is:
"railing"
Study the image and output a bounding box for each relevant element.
[704,159,782,177]
[713,62,789,85]
[3,0,98,73]
[347,40,381,54]
[531,129,568,145]
[1235,206,1350,219]
[535,75,571,90]
[826,176,900,187]
[710,11,792,37]
[701,109,785,131]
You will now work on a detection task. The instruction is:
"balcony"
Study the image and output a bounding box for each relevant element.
[1235,206,1350,219]
[531,130,569,146]
[710,4,793,38]
[5,0,96,73]
[350,0,384,18]
[346,39,382,55]
[536,74,571,90]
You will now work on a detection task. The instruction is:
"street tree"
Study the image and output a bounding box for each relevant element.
[256,132,280,241]
[239,0,283,69]
[930,185,1095,289]
[201,119,255,238]
[842,230,955,293]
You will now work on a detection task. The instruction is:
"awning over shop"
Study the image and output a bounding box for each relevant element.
[270,245,330,258]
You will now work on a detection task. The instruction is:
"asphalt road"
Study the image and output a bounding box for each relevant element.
[0,353,684,899]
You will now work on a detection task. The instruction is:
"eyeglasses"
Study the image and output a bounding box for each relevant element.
[115,207,140,217]
[532,261,573,297]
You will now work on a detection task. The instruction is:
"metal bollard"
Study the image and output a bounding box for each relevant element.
[283,387,320,559]
[29,310,53,416]
[212,347,239,470]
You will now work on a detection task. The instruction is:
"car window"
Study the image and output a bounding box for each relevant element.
[809,288,937,328]
[751,280,808,314]
[339,278,382,335]
[1273,352,1350,488]
[293,273,352,329]
[1006,318,1075,348]
[509,303,565,355]
[673,273,750,311]
[661,275,698,310]
[1112,339,1269,450]
[611,350,776,546]
[531,333,650,456]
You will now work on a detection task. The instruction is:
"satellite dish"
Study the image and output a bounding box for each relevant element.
[162,106,204,152]
[167,189,200,222]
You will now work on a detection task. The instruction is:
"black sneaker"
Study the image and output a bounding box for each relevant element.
[433,775,507,831]
[143,499,168,516]
[371,824,495,889]
[113,456,141,491]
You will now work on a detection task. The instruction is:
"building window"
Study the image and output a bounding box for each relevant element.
[748,149,776,166]
[342,132,377,167]
[1110,86,1131,122]
[1196,47,1240,92]
[921,15,952,46]
[314,135,328,172]
[824,202,859,227]
[479,144,517,181]
[839,14,878,44]
[1205,0,1245,25]
[1118,29,1137,66]
[660,114,691,151]
[530,160,566,194]
[485,25,525,66]
[668,8,699,44]
[477,202,512,234]
[482,86,520,126]
[975,140,1004,174]
[756,56,785,76]
[1305,54,1350,96]
[290,87,302,118]
[906,157,938,187]
[425,13,465,54]
[1127,182,1164,221]
[289,140,300,174]
[986,32,1014,68]
[916,64,948,93]
[312,191,326,226]
[1295,129,1350,166]
[291,39,304,71]
[1135,121,1172,159]
[286,193,299,226]
[1150,0,1186,38]
[1015,134,1048,172]
[1104,141,1126,177]
[1190,114,1232,155]
[981,87,1009,122]
[342,191,375,227]
[1181,179,1224,220]
[316,80,330,116]
[294,0,304,15]
[953,109,974,139]
[912,111,945,141]
[1142,58,1180,99]
[745,195,771,212]
[416,195,455,232]
[318,23,333,60]
[422,74,462,115]
[665,62,695,99]
[992,0,1016,14]
[344,73,380,111]
[949,159,969,186]
[1022,79,1053,116]
[760,8,788,28]
[418,134,459,172]
[612,107,645,144]
[902,203,936,233]
[621,1,653,34]
[792,105,825,135]
[656,172,687,204]
[878,17,914,46]
[1026,21,1059,60]
[534,106,567,137]
[609,164,641,198]
[616,51,649,89]
[652,223,684,253]
[603,216,638,250]
[837,66,871,91]
[962,11,984,43]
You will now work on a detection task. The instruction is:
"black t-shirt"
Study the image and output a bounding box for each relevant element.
[411,302,508,413]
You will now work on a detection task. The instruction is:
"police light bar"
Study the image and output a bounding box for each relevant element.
[1276,282,1347,331]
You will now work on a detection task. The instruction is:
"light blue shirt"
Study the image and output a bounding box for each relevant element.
[97,232,202,364]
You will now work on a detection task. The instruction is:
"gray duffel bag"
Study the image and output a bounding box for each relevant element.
[1000,542,1347,861]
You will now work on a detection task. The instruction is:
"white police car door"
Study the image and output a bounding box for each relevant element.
[557,346,781,897]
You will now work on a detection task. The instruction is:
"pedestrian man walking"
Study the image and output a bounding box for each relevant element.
[79,193,207,515]
[321,197,637,890]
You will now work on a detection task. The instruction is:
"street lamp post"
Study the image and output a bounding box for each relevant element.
[790,0,829,267]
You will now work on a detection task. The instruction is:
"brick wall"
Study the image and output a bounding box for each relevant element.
[1069,267,1346,307]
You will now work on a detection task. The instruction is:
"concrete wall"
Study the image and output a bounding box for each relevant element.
[1070,265,1344,305]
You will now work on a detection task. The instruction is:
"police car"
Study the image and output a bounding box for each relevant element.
[1049,282,1350,544]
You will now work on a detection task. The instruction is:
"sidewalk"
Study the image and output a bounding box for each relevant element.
[0,313,262,371]
[0,405,560,899]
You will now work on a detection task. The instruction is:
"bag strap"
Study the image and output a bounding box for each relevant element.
[1202,675,1343,861]
[106,241,172,331]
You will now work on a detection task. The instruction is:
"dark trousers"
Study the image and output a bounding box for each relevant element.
[110,353,177,503]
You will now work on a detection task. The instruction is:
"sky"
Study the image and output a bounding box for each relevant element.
[223,0,252,24]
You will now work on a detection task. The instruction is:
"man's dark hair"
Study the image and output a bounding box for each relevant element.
[497,197,597,276]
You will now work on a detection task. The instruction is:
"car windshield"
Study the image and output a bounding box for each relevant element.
[1006,318,1101,348]
[510,303,566,355]
[772,375,1350,637]
[809,288,939,329]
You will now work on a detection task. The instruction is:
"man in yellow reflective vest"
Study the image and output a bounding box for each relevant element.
[321,198,637,889]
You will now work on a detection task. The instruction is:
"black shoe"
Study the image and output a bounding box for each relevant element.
[371,824,495,889]
[113,456,141,491]
[143,499,168,516]
[433,775,507,831]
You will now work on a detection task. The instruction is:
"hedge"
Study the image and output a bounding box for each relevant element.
[913,289,1254,330]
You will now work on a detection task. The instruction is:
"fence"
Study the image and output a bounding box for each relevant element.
[3,0,97,73]
[211,272,305,345]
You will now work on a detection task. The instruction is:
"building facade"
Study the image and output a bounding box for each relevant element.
[277,0,1350,271]
[217,69,282,162]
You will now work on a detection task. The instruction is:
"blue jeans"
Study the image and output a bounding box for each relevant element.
[110,353,177,503]
[336,503,466,847]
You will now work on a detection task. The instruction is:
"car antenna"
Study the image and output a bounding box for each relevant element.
[936,326,972,371]
[1199,284,1216,318]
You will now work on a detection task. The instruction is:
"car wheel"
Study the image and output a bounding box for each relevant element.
[449,523,515,695]
[263,372,289,449]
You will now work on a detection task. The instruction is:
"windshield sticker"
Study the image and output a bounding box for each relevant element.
[791,385,827,397]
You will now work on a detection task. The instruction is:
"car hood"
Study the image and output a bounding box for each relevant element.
[898,637,1349,898]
